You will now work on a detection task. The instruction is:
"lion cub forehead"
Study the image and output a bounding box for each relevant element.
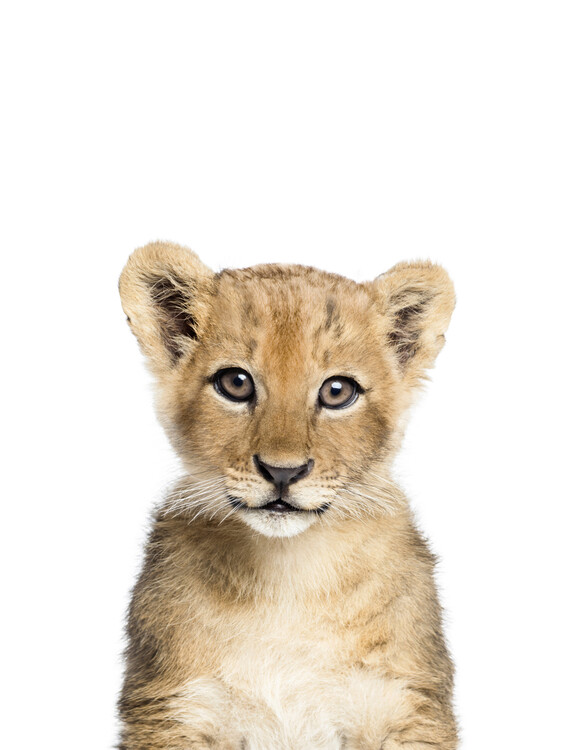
[203,264,379,375]
[214,263,373,324]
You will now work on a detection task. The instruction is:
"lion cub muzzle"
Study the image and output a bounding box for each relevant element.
[234,455,318,514]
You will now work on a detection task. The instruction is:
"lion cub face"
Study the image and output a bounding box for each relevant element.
[120,243,454,538]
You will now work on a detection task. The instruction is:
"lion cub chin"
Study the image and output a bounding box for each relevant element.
[118,242,458,750]
[238,507,319,538]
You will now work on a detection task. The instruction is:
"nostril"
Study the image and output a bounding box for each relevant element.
[295,459,314,482]
[253,455,314,487]
[253,455,275,483]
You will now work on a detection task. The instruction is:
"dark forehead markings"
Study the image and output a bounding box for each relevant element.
[324,297,339,331]
[312,300,343,347]
[243,301,260,327]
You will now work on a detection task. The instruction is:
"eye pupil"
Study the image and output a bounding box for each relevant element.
[233,374,245,388]
[330,382,342,397]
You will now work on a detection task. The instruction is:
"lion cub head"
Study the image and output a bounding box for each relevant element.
[120,242,454,538]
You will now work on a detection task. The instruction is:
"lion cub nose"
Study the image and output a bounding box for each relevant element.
[253,456,314,489]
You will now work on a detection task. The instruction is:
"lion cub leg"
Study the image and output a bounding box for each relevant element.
[377,710,458,750]
[342,673,457,750]
[118,678,242,750]
[380,726,457,749]
[346,720,457,750]
[381,703,458,750]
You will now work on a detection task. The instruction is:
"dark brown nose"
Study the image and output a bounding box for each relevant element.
[253,455,314,489]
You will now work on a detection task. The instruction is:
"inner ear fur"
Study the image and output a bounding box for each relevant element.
[373,261,455,379]
[119,241,215,372]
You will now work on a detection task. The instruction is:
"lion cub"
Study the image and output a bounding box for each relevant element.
[118,242,457,750]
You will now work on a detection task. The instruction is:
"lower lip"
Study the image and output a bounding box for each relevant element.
[262,500,299,513]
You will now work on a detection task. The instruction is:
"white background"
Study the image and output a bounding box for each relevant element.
[1,2,562,748]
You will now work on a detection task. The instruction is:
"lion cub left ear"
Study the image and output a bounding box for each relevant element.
[119,241,215,375]
[372,261,455,380]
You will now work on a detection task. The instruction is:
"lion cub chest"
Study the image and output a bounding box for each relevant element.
[218,619,349,749]
[178,615,404,750]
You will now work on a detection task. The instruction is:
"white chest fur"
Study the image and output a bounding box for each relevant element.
[225,627,345,749]
[173,598,409,750]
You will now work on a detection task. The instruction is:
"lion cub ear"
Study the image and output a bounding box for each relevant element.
[372,261,455,381]
[119,241,215,374]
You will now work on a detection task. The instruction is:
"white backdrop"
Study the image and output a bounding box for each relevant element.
[1,3,562,749]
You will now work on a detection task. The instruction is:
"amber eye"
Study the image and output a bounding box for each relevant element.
[318,376,360,409]
[214,368,255,402]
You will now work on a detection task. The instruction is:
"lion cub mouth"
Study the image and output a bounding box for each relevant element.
[228,496,330,515]
[228,496,301,513]
[261,499,299,513]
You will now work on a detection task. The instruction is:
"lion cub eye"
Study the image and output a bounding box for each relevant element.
[318,376,360,409]
[214,368,255,402]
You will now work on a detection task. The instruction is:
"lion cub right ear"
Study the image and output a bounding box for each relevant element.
[372,260,455,385]
[119,241,215,374]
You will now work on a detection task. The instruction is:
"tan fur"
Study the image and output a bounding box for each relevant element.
[118,241,457,749]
